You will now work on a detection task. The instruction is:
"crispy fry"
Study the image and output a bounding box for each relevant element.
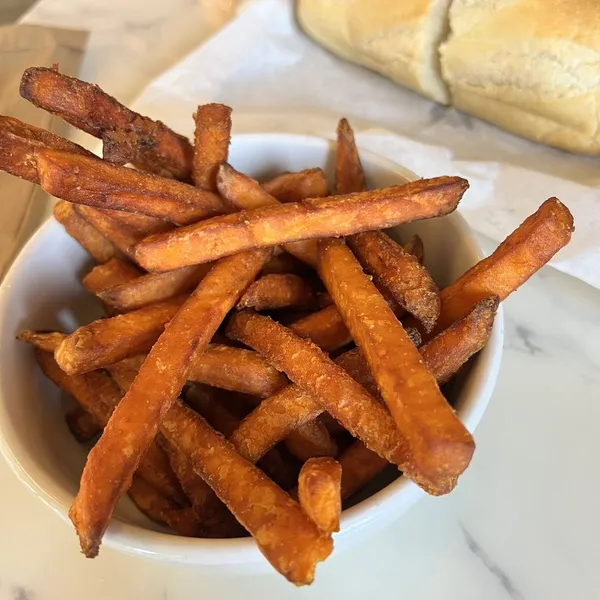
[261,253,309,275]
[82,257,141,295]
[75,205,144,260]
[339,441,389,500]
[318,238,474,493]
[403,234,425,264]
[20,67,193,180]
[16,330,66,352]
[34,349,186,505]
[217,162,320,267]
[126,476,200,536]
[53,201,116,263]
[226,311,408,469]
[335,118,366,195]
[298,458,342,533]
[0,115,94,183]
[285,421,338,462]
[160,401,333,585]
[349,231,441,332]
[193,104,232,190]
[262,168,329,203]
[289,304,352,352]
[55,296,185,375]
[188,344,288,398]
[97,265,211,312]
[135,176,467,271]
[237,274,316,311]
[99,208,173,236]
[65,406,101,443]
[436,198,574,332]
[36,150,225,225]
[70,249,270,557]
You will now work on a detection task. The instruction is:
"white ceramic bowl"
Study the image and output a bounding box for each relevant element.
[0,133,503,571]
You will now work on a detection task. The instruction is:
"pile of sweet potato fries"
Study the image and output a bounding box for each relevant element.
[1,66,574,585]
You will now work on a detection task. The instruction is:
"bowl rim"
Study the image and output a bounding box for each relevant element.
[0,132,504,564]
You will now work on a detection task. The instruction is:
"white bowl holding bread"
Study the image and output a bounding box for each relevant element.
[0,132,505,573]
[297,0,600,155]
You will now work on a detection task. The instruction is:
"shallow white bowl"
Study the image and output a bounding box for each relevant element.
[0,133,503,570]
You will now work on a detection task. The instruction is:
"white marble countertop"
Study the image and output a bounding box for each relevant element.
[2,1,599,599]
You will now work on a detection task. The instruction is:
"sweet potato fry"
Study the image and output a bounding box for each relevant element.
[160,401,333,585]
[55,296,186,375]
[261,253,309,275]
[16,330,66,352]
[403,234,425,264]
[349,231,441,332]
[193,104,232,190]
[82,257,141,294]
[36,149,225,225]
[298,458,342,533]
[286,421,338,462]
[188,344,288,398]
[237,274,316,311]
[217,162,319,267]
[335,118,440,331]
[99,208,173,236]
[436,198,574,332]
[74,205,145,260]
[135,176,467,271]
[20,67,193,180]
[97,264,211,312]
[318,238,474,493]
[289,304,352,352]
[53,201,116,263]
[226,311,408,469]
[262,168,330,203]
[65,406,101,443]
[69,249,270,557]
[339,441,389,500]
[34,349,186,505]
[126,476,200,536]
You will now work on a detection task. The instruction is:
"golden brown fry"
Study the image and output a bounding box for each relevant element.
[403,234,425,264]
[188,344,288,398]
[436,198,574,332]
[289,304,352,352]
[34,349,186,505]
[65,406,101,443]
[339,441,389,500]
[16,330,66,352]
[349,231,440,331]
[54,296,185,375]
[99,208,173,236]
[69,249,270,557]
[36,150,225,225]
[285,421,338,462]
[262,168,330,203]
[135,176,467,271]
[318,238,474,494]
[298,458,342,533]
[193,104,232,191]
[97,264,211,312]
[261,253,309,276]
[217,162,320,267]
[335,118,366,195]
[53,201,116,263]
[0,115,94,183]
[237,274,316,311]
[126,476,200,536]
[75,205,145,260]
[226,311,407,468]
[20,67,193,180]
[160,401,333,585]
[82,257,141,295]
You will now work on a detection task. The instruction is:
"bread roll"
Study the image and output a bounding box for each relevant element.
[441,0,600,155]
[298,0,600,155]
[296,0,451,104]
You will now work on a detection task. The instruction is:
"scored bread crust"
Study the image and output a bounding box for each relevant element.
[297,0,451,104]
